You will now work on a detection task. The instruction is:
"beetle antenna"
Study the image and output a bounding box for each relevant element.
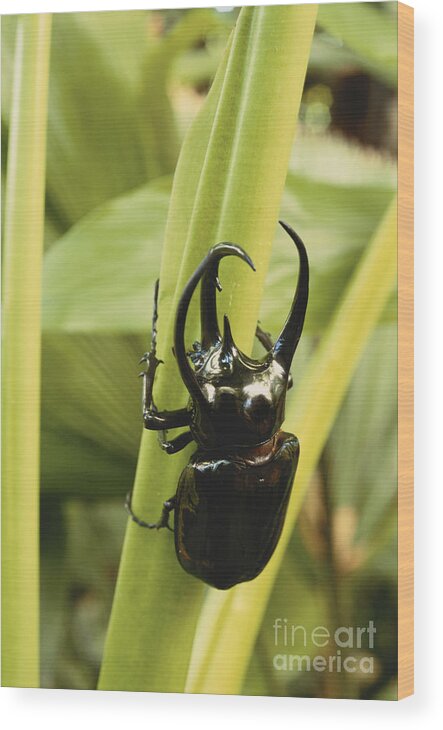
[273,221,309,374]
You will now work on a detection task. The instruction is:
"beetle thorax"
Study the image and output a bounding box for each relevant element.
[191,342,288,449]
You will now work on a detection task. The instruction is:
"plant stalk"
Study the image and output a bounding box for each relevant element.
[1,13,52,687]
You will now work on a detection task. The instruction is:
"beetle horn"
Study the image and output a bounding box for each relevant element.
[200,255,222,349]
[272,221,309,374]
[220,314,238,368]
[175,243,255,404]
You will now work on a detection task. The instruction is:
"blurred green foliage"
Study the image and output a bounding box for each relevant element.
[1,2,398,698]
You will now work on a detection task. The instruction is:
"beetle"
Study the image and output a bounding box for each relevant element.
[126,220,309,590]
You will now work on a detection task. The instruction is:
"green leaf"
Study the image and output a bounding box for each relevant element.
[289,129,397,187]
[2,12,149,227]
[98,4,317,693]
[2,10,222,233]
[40,498,68,688]
[138,9,227,176]
[269,171,395,334]
[42,133,395,336]
[308,31,367,75]
[326,323,398,543]
[243,551,329,698]
[317,2,397,87]
[40,181,168,498]
[41,333,144,498]
[42,183,167,333]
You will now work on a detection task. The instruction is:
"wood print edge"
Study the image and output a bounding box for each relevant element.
[397,0,414,701]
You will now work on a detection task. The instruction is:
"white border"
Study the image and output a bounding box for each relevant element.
[2,0,443,726]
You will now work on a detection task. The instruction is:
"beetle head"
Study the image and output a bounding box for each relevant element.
[174,222,309,449]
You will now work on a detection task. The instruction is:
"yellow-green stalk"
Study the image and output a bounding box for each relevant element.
[2,14,52,687]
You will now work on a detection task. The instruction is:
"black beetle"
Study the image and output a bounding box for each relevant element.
[126,220,309,590]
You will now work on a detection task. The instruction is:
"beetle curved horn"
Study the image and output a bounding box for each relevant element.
[272,221,309,374]
[174,243,255,404]
[200,255,222,349]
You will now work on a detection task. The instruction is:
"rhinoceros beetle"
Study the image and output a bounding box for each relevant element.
[126,220,309,590]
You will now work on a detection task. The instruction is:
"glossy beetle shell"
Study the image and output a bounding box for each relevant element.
[130,221,309,589]
[175,431,299,589]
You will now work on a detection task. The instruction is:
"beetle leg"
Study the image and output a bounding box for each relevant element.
[140,279,164,411]
[157,430,194,455]
[255,323,293,389]
[142,368,191,431]
[125,491,176,532]
[141,280,192,431]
